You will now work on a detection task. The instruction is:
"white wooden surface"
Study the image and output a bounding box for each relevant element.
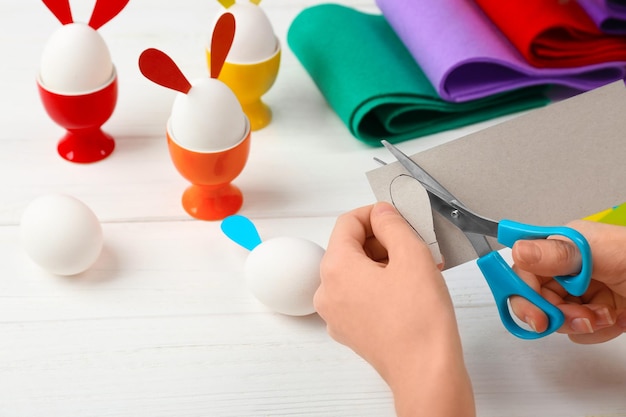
[1,1,625,416]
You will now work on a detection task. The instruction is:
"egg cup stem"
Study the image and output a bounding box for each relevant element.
[37,72,118,164]
[57,127,115,163]
[205,47,281,132]
[181,183,243,221]
[241,100,272,131]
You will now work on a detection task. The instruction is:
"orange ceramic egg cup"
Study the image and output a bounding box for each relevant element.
[166,119,251,221]
[37,70,117,163]
[206,44,280,131]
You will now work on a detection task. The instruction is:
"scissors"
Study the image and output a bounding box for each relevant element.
[381,140,593,339]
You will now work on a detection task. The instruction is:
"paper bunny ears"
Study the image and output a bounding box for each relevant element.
[42,0,130,30]
[138,12,236,91]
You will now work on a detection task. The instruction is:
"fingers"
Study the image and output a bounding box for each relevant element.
[567,220,626,294]
[324,203,402,263]
[568,324,625,344]
[509,237,583,333]
[512,238,582,278]
[559,303,616,333]
[509,266,619,335]
[511,296,618,335]
[508,275,567,333]
[324,205,374,260]
[510,220,626,342]
[369,202,433,263]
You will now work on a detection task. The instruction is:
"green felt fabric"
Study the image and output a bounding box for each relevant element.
[287,3,550,146]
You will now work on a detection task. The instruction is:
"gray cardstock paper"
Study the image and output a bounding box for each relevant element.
[367,81,626,269]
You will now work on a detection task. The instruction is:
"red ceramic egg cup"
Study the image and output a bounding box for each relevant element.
[37,69,117,163]
[166,119,251,221]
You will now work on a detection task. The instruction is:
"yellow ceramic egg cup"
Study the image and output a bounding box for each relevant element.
[206,43,280,131]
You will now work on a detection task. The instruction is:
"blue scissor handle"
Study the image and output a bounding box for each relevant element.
[476,220,593,340]
[497,220,593,297]
[477,252,565,339]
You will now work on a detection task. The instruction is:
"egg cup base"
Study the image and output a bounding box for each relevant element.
[181,183,243,221]
[58,128,115,163]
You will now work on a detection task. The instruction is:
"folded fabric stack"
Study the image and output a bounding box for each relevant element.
[287,1,626,145]
[578,0,626,34]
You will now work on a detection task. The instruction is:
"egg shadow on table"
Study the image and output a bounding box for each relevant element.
[63,243,122,284]
[271,310,327,331]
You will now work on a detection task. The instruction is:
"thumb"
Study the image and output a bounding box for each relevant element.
[566,220,626,296]
[369,202,432,261]
[512,238,582,278]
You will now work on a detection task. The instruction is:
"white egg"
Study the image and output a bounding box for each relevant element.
[169,77,247,152]
[20,194,103,276]
[211,2,278,63]
[244,236,325,316]
[40,23,114,93]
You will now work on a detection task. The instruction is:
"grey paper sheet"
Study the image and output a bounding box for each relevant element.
[367,81,626,269]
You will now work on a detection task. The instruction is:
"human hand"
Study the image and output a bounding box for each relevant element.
[511,220,626,344]
[315,202,474,416]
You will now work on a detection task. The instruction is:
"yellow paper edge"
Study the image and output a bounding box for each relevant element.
[585,203,626,226]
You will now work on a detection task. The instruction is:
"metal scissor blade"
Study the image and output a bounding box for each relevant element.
[381,140,459,206]
[427,188,496,256]
[381,139,499,241]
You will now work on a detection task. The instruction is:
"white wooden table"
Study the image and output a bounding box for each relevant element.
[1,1,625,416]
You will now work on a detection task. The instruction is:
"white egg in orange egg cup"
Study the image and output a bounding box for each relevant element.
[139,13,252,221]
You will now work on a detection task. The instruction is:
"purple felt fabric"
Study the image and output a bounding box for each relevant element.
[376,0,626,102]
[578,0,626,34]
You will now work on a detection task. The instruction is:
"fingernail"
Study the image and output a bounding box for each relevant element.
[374,202,397,216]
[516,241,541,264]
[594,307,615,327]
[571,317,594,333]
[525,316,538,333]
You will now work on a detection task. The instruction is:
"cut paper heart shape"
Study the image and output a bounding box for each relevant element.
[388,175,442,265]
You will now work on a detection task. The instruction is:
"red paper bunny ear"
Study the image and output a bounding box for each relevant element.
[139,48,192,94]
[42,0,73,25]
[88,0,129,30]
[210,12,236,79]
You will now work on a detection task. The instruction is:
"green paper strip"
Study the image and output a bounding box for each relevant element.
[287,4,550,146]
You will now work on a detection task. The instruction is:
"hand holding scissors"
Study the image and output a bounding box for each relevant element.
[382,140,593,339]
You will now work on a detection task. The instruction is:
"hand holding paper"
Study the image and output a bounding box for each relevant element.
[367,81,626,269]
